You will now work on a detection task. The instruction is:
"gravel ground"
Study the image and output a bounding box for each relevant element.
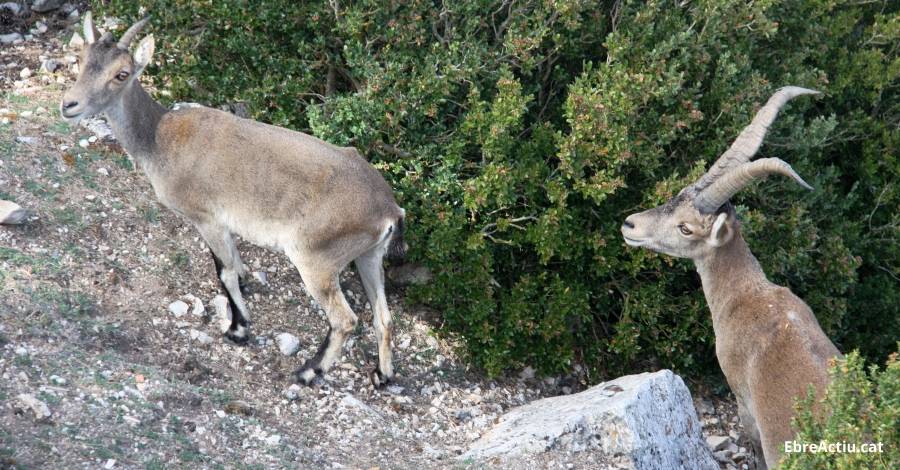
[1,6,758,469]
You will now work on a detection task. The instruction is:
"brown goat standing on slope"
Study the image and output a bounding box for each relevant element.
[621,87,841,469]
[61,13,407,387]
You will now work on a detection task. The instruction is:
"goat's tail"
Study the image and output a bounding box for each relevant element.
[386,211,408,262]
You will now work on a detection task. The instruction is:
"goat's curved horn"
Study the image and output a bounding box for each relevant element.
[694,86,821,191]
[118,16,151,49]
[694,158,813,213]
[83,11,99,44]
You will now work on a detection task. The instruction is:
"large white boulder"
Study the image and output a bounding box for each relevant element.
[461,369,717,469]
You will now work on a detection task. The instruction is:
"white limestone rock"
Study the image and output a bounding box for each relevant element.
[275,333,300,356]
[461,369,717,470]
[168,300,189,317]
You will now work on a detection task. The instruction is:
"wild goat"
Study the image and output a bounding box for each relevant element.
[61,13,407,387]
[621,87,841,468]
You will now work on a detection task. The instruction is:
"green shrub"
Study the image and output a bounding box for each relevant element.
[782,347,899,469]
[95,0,898,380]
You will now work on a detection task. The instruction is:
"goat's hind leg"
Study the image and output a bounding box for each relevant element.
[198,223,252,345]
[291,262,358,385]
[355,244,394,387]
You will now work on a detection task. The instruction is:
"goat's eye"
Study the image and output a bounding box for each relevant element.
[678,224,692,236]
[115,71,130,81]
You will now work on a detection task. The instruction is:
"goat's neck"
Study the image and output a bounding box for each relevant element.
[104,81,167,168]
[694,231,768,322]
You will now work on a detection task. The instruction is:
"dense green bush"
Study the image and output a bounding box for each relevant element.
[95,0,898,381]
[782,347,899,469]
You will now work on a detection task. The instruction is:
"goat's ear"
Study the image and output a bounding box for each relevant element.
[706,212,733,247]
[133,34,155,77]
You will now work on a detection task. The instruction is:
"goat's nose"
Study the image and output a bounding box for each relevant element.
[622,217,635,230]
[62,100,79,110]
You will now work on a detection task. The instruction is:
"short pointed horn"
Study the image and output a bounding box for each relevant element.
[118,16,151,49]
[694,86,822,191]
[84,11,99,44]
[694,158,813,213]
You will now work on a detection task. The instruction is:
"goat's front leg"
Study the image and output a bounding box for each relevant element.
[197,223,252,345]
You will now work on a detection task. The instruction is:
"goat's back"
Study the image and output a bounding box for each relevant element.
[152,106,402,248]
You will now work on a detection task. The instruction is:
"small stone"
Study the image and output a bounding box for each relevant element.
[19,68,32,79]
[16,394,52,421]
[223,400,254,416]
[212,295,231,333]
[168,300,189,317]
[276,333,300,356]
[0,2,21,15]
[695,398,715,415]
[15,346,27,356]
[264,434,281,446]
[31,0,65,13]
[284,384,301,401]
[78,138,89,148]
[96,167,109,177]
[252,271,268,286]
[386,263,433,286]
[184,294,205,316]
[0,200,29,225]
[713,450,734,463]
[706,435,731,452]
[41,59,63,73]
[15,136,39,146]
[49,375,66,385]
[0,33,23,45]
[104,459,115,469]
[189,329,213,345]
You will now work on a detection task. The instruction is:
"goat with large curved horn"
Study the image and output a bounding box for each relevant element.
[694,157,813,213]
[118,16,151,49]
[621,86,838,469]
[694,86,821,191]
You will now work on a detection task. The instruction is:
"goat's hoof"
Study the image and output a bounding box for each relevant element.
[369,368,393,388]
[295,365,324,386]
[223,330,250,346]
